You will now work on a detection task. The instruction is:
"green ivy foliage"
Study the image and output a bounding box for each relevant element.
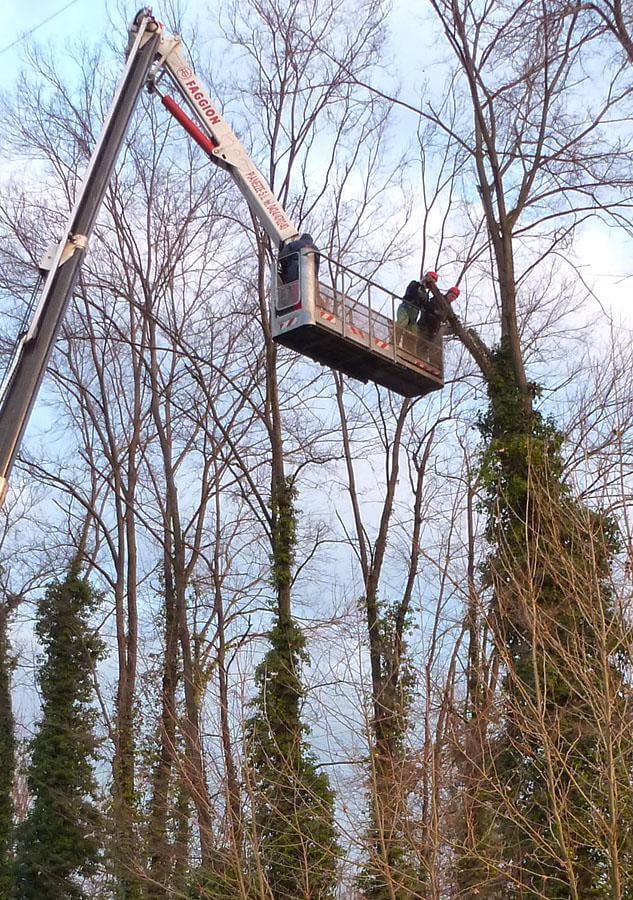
[188,849,252,899]
[359,602,425,899]
[247,478,340,899]
[0,606,15,897]
[12,569,104,899]
[270,477,297,593]
[476,346,631,898]
[247,620,340,900]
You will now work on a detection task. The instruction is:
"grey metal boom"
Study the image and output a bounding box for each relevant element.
[0,16,161,504]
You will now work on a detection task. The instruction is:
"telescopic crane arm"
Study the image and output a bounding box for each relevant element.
[148,21,297,245]
[0,8,299,506]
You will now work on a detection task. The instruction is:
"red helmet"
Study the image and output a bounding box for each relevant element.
[446,286,460,301]
[424,270,438,284]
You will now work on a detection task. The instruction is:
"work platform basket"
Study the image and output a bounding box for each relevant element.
[271,249,444,398]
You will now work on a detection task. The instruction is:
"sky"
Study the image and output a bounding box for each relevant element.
[1,0,631,340]
[1,0,632,463]
[1,0,110,66]
[2,0,633,780]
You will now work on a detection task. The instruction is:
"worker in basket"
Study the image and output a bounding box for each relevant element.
[397,272,460,339]
[397,271,442,330]
[278,232,320,284]
[420,278,460,339]
[396,278,428,328]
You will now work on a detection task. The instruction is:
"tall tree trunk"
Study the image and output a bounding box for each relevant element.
[0,602,15,897]
[244,237,339,899]
[336,377,430,895]
[213,499,242,852]
[111,406,143,896]
[144,298,215,864]
[146,563,179,896]
[112,485,142,898]
[176,568,215,863]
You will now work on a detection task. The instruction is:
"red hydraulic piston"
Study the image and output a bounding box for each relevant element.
[161,94,218,155]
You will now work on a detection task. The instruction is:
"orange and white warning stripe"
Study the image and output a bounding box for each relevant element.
[414,359,441,377]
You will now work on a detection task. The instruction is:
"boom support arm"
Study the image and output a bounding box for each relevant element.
[0,8,298,505]
[0,15,162,504]
[153,33,298,246]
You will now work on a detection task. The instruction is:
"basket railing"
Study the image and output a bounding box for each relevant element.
[315,253,442,374]
[274,249,443,376]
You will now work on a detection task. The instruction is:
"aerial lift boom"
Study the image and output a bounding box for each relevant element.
[0,9,299,506]
[0,8,449,508]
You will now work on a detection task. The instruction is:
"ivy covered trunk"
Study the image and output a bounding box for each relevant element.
[474,347,633,897]
[229,240,339,899]
[363,686,423,898]
[0,602,15,896]
[334,386,428,899]
[146,565,180,897]
[359,589,425,900]
[13,569,104,899]
[112,696,140,899]
[247,477,340,899]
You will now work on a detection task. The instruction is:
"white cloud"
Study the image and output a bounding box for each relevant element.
[574,220,633,327]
